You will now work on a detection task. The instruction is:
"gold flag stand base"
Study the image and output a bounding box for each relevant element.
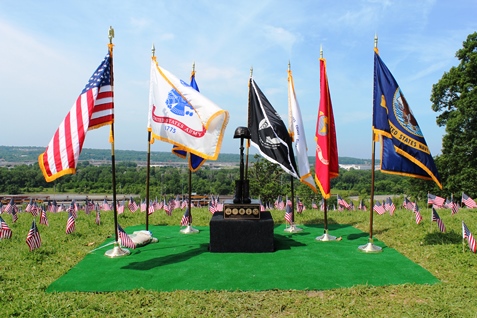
[284,224,303,233]
[104,244,130,258]
[358,239,382,253]
[180,225,199,234]
[316,230,337,241]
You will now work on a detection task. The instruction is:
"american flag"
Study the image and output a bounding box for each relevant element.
[66,212,75,234]
[40,208,49,226]
[174,196,181,210]
[38,51,114,182]
[337,195,350,209]
[275,196,285,210]
[0,216,12,239]
[373,201,385,215]
[180,208,192,226]
[128,197,139,213]
[140,199,147,212]
[462,192,477,209]
[359,199,367,211]
[4,198,15,214]
[117,200,125,214]
[102,199,111,211]
[208,201,217,214]
[260,199,266,212]
[30,202,39,217]
[446,197,459,215]
[413,202,423,224]
[386,197,396,215]
[320,198,325,211]
[11,208,18,223]
[311,200,318,209]
[462,221,476,253]
[154,199,163,210]
[68,201,77,219]
[148,200,155,215]
[163,199,172,216]
[403,197,414,210]
[25,199,33,213]
[181,199,188,210]
[296,198,304,213]
[427,193,445,207]
[284,205,293,224]
[95,210,101,225]
[118,224,135,249]
[431,208,446,232]
[47,200,57,213]
[26,220,41,251]
[84,199,93,215]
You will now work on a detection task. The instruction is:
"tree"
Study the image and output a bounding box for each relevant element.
[430,32,477,196]
[248,155,287,204]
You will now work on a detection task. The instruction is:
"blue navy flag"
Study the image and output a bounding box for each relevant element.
[248,78,298,178]
[373,49,442,189]
[171,69,207,172]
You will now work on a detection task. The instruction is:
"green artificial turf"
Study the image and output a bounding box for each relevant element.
[47,223,439,292]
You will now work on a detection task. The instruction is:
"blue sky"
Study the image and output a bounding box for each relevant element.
[1,0,475,160]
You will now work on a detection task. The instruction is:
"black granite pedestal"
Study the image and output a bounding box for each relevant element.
[209,211,274,252]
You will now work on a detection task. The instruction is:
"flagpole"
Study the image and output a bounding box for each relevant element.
[104,26,130,258]
[180,63,199,234]
[144,44,155,232]
[358,34,382,253]
[284,174,303,233]
[245,67,253,181]
[180,167,199,234]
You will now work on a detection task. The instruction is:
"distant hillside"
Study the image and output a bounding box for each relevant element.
[0,146,372,166]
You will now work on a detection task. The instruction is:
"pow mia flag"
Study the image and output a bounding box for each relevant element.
[247,78,298,178]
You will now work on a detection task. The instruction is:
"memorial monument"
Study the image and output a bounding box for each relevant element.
[209,127,275,252]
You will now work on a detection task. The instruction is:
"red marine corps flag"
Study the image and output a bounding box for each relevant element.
[314,51,340,242]
[38,49,114,182]
[315,56,339,199]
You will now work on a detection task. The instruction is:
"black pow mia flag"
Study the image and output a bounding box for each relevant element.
[247,78,298,178]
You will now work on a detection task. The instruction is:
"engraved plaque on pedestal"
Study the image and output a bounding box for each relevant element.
[223,199,261,219]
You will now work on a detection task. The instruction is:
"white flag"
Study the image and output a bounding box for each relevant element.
[287,68,317,192]
[148,58,229,159]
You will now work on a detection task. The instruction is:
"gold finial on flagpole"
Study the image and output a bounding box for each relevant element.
[320,44,323,58]
[192,62,196,72]
[108,26,114,44]
[250,66,253,77]
[288,60,291,71]
[151,43,155,57]
[374,33,378,48]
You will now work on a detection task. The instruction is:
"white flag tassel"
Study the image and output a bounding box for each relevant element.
[148,58,229,159]
[287,68,317,192]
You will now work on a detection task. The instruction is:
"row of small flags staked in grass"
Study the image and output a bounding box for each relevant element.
[1,192,477,253]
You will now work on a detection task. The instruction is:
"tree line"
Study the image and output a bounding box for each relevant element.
[0,157,425,206]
